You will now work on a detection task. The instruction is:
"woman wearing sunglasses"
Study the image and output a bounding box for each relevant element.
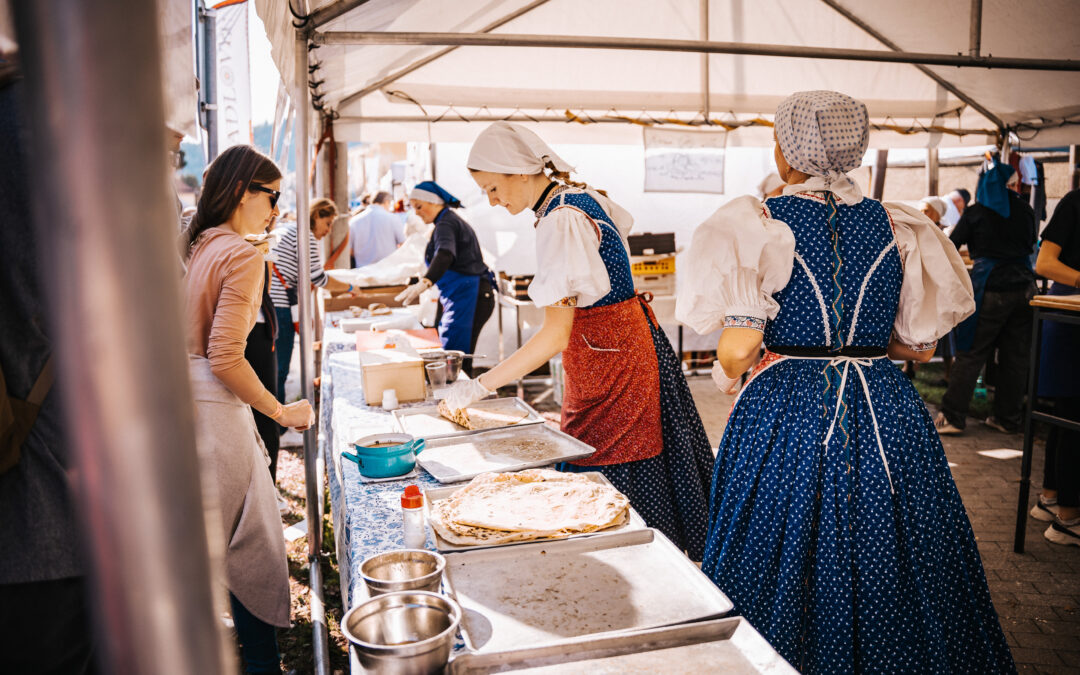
[181,145,314,673]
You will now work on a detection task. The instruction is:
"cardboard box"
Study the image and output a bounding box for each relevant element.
[322,285,409,313]
[358,349,426,406]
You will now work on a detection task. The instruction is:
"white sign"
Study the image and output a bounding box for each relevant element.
[215,2,252,152]
[643,127,727,194]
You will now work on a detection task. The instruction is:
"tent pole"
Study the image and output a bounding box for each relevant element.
[332,140,350,269]
[969,0,983,57]
[926,148,939,196]
[200,3,219,161]
[295,24,332,675]
[313,31,1080,71]
[872,149,889,200]
[307,0,374,31]
[819,0,1002,128]
[336,0,553,111]
[1069,145,1079,191]
[700,0,710,123]
[12,0,232,673]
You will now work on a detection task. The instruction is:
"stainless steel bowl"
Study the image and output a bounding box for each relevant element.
[360,549,446,596]
[343,591,461,675]
[443,351,464,381]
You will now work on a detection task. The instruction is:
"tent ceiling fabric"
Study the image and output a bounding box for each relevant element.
[255,0,1080,146]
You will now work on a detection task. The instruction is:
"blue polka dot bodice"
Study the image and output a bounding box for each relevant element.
[540,189,636,308]
[763,193,902,350]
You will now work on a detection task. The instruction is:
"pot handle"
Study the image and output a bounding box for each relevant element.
[408,439,427,455]
[342,451,363,468]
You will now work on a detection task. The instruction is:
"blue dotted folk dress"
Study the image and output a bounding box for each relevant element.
[704,192,1015,673]
[546,188,715,561]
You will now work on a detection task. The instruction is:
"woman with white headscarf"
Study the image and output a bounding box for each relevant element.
[676,92,1013,673]
[443,121,713,561]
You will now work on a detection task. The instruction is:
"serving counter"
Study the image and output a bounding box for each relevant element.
[319,311,790,673]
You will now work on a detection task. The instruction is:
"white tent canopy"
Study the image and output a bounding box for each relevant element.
[256,0,1080,147]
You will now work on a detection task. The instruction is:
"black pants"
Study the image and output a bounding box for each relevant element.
[0,577,99,675]
[245,322,280,482]
[435,277,496,377]
[942,287,1033,430]
[1044,397,1080,508]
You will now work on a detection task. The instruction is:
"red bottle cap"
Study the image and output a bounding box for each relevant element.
[401,484,424,509]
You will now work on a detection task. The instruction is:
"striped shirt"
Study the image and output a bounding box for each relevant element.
[269,224,328,308]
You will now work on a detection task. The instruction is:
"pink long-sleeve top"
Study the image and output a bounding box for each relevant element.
[185,225,267,404]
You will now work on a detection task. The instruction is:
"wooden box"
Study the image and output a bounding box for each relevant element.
[322,285,409,312]
[358,349,426,406]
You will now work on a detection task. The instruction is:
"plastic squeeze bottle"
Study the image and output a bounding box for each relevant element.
[401,484,426,549]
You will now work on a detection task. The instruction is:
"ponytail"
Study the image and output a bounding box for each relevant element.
[543,160,608,197]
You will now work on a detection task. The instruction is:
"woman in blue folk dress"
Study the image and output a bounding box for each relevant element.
[677,91,1014,673]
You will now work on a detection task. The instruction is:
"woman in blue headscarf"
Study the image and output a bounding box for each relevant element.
[395,181,494,374]
[678,91,1013,673]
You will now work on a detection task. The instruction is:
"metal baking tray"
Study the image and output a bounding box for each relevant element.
[392,396,544,440]
[448,616,796,673]
[442,528,733,654]
[424,471,646,552]
[417,423,594,484]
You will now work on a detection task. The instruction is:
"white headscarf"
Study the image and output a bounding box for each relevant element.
[467,121,574,175]
[467,121,634,238]
[775,91,870,205]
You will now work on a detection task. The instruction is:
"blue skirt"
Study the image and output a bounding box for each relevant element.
[705,356,1014,674]
[560,319,713,561]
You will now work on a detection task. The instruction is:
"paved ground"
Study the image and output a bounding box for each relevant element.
[532,376,1080,672]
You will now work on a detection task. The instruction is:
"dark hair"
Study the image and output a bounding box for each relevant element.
[954,188,971,205]
[310,197,337,226]
[543,161,608,197]
[181,145,281,258]
[373,191,392,206]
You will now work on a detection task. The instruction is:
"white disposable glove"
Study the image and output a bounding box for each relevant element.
[711,360,741,395]
[394,278,432,306]
[443,377,493,412]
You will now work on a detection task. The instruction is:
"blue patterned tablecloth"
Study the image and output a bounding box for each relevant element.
[320,312,449,611]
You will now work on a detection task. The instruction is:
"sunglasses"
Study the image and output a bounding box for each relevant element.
[251,184,280,209]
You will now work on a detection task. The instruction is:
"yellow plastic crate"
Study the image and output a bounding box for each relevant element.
[631,256,676,276]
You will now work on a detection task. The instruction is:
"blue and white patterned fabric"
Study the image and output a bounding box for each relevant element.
[774,91,869,205]
[704,191,1015,673]
[548,189,714,560]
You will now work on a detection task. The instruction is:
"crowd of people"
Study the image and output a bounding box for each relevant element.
[4,74,1079,675]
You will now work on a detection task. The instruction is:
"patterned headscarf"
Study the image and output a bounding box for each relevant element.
[467,121,574,175]
[774,91,870,203]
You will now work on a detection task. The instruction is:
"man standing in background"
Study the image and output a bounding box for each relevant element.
[349,191,404,267]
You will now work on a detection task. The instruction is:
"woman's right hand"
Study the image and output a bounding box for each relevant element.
[277,400,316,430]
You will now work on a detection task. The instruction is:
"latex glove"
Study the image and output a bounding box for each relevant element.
[711,360,741,395]
[394,278,432,306]
[442,377,492,412]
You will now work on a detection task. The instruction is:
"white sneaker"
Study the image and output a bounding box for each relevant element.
[1030,495,1059,522]
[934,412,963,435]
[1045,517,1080,547]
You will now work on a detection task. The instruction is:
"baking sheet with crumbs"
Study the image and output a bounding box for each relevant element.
[418,424,593,483]
[448,617,796,674]
[393,396,544,440]
[442,528,732,654]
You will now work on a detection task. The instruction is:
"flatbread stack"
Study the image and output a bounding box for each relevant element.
[437,400,530,431]
[429,469,630,546]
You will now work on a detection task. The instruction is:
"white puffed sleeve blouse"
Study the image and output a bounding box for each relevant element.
[675,194,975,348]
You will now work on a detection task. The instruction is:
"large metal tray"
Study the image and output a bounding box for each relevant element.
[424,471,646,552]
[417,424,594,484]
[449,616,796,673]
[393,396,544,440]
[442,528,733,654]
